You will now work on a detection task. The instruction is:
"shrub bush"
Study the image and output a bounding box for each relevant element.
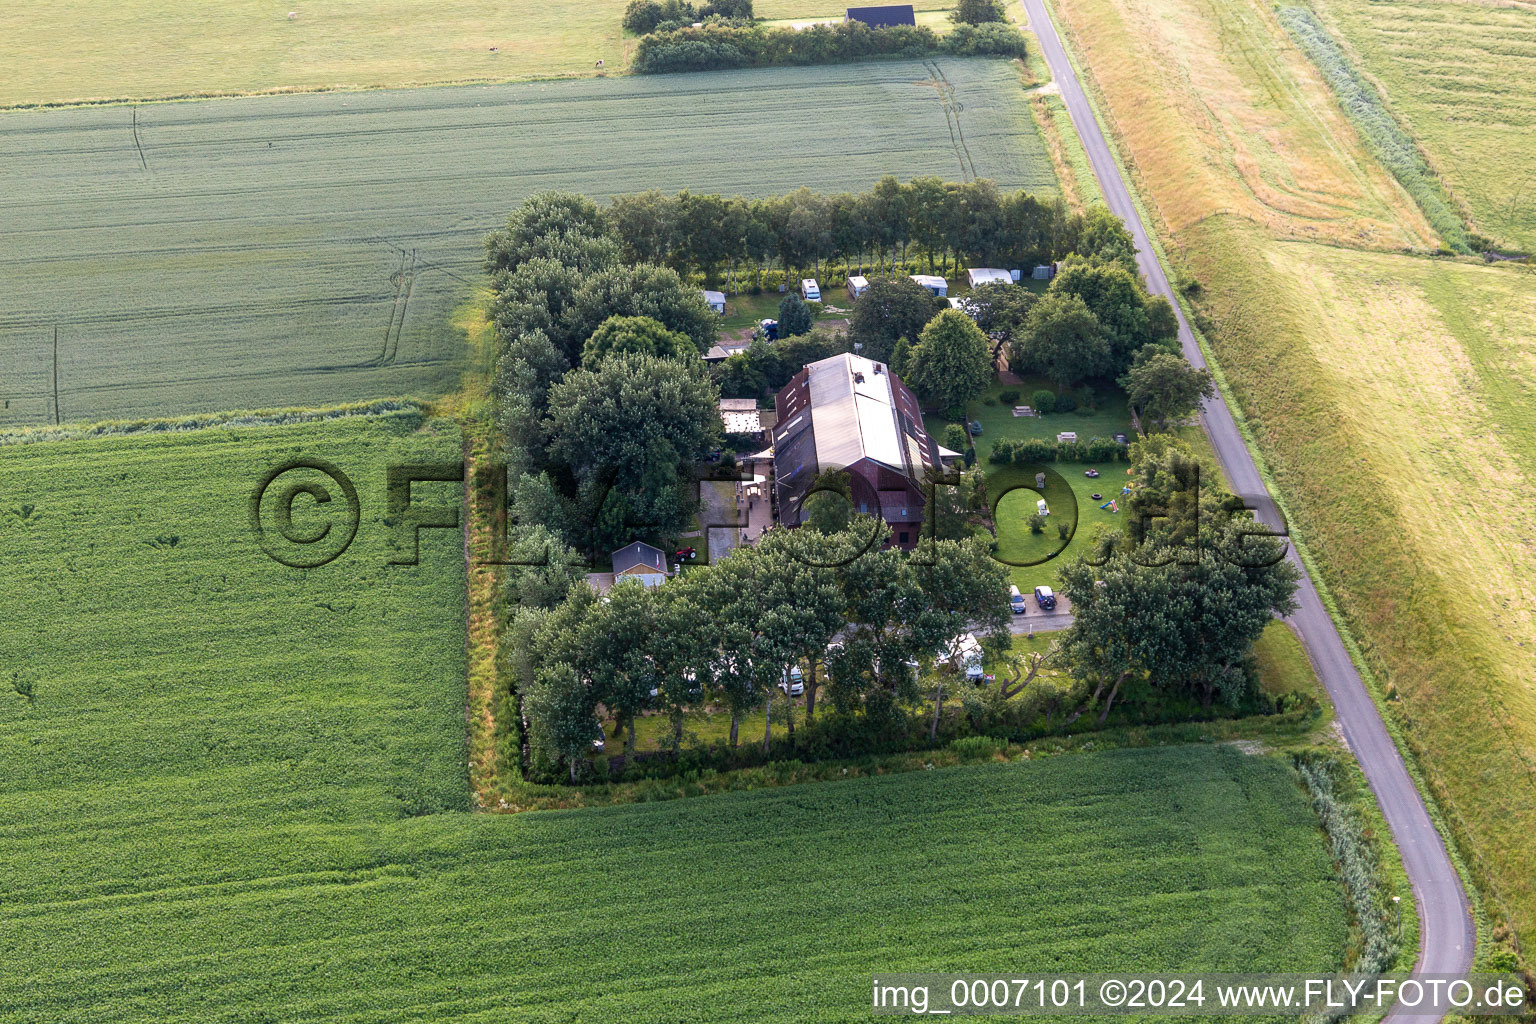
[1056,394,1077,413]
[1031,389,1056,414]
[999,388,1020,405]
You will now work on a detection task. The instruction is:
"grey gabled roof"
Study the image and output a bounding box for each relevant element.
[612,541,665,574]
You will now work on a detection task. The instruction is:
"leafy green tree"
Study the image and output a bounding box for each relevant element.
[888,335,913,377]
[753,529,855,721]
[1014,291,1109,393]
[848,276,940,363]
[1119,351,1215,430]
[523,663,599,784]
[1074,205,1138,274]
[486,192,614,276]
[778,292,814,337]
[967,283,1037,342]
[544,353,721,544]
[1059,434,1301,718]
[494,328,568,455]
[1144,294,1180,345]
[491,258,584,359]
[581,314,697,366]
[951,0,1007,25]
[1049,257,1150,371]
[501,526,586,612]
[942,422,970,453]
[567,263,720,361]
[904,309,993,411]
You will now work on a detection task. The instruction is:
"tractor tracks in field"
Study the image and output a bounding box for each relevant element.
[925,60,977,182]
[130,106,148,172]
[376,248,416,368]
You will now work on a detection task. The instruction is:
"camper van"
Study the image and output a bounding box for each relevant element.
[846,275,869,299]
[800,279,821,301]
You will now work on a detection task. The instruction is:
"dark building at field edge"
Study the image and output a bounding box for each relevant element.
[845,4,917,28]
[770,353,961,549]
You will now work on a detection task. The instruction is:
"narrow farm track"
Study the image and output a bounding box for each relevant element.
[1017,0,1475,1007]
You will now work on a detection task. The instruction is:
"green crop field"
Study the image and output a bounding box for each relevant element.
[0,418,1350,1019]
[1304,0,1536,252]
[0,59,1056,429]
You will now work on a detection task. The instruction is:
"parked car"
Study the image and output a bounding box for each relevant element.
[779,664,804,696]
[592,736,606,753]
[758,318,778,340]
[1035,585,1057,611]
[1009,584,1027,615]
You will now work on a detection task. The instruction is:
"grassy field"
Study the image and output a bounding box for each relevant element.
[1050,0,1435,251]
[0,0,641,107]
[1304,0,1536,252]
[0,421,1351,1015]
[1181,217,1536,941]
[1048,0,1536,949]
[0,59,1056,428]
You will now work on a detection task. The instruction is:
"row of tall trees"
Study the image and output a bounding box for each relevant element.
[560,178,1135,289]
[507,523,1011,782]
[630,20,1026,75]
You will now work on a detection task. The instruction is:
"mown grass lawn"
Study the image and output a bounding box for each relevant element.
[927,377,1132,591]
[0,418,1351,1019]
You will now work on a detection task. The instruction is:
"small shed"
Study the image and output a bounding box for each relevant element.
[702,289,726,314]
[847,275,869,299]
[611,541,669,588]
[909,274,947,297]
[966,267,1013,289]
[719,398,764,438]
[1031,264,1055,281]
[845,4,916,27]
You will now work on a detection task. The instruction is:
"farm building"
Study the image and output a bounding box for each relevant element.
[847,275,869,299]
[611,541,670,588]
[770,353,961,549]
[702,290,727,314]
[966,268,1014,288]
[720,398,766,439]
[845,4,916,27]
[909,274,947,297]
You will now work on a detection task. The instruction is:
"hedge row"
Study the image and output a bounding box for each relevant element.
[989,435,1130,464]
[631,20,1027,74]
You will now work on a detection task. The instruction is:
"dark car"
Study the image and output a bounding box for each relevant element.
[758,318,779,341]
[1034,585,1057,611]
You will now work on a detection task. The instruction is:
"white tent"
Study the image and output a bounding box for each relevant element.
[966,267,1013,288]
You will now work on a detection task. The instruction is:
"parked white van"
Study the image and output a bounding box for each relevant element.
[800,279,821,301]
